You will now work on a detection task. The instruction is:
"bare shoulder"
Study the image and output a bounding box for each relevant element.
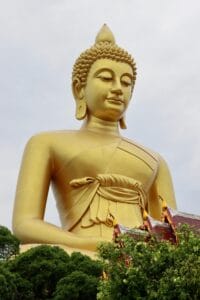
[26,130,80,148]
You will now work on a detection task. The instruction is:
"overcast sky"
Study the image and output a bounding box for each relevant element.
[1,0,200,230]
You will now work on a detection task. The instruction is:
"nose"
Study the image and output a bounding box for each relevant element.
[110,79,123,95]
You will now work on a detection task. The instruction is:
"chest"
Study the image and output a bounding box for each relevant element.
[53,137,158,189]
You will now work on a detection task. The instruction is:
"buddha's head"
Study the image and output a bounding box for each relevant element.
[72,25,137,129]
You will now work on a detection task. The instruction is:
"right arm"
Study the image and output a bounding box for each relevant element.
[12,134,105,251]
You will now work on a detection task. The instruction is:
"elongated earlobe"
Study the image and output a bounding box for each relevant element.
[75,100,87,120]
[119,117,127,129]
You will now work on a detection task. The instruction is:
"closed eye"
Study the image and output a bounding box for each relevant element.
[121,80,132,87]
[95,69,113,82]
[97,75,113,82]
[121,74,133,87]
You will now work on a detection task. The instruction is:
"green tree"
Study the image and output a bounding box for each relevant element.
[97,225,200,300]
[68,251,103,277]
[0,264,34,300]
[0,226,19,260]
[8,245,103,299]
[9,245,70,299]
[0,265,17,300]
[52,253,103,300]
[53,270,99,300]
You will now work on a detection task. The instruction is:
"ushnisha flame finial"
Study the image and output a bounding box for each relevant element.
[95,24,115,45]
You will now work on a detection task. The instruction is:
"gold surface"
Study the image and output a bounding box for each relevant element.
[12,25,176,255]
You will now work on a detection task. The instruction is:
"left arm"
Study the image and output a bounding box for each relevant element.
[148,156,177,220]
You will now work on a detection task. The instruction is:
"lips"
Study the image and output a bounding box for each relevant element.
[106,97,124,104]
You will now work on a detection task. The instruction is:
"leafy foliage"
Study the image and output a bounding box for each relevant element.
[0,226,19,260]
[0,264,34,300]
[0,265,17,300]
[97,225,200,300]
[53,270,99,300]
[7,245,102,299]
[0,225,199,299]
[69,251,103,277]
[9,245,71,299]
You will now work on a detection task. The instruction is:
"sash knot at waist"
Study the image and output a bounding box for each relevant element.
[67,174,146,229]
[70,174,146,205]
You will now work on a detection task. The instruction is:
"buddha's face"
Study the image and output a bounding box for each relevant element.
[83,58,134,122]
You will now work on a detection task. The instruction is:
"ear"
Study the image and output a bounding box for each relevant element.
[72,78,85,101]
[72,78,87,120]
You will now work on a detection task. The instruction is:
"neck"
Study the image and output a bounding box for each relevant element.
[81,115,120,136]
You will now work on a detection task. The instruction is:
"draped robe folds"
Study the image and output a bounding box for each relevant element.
[55,137,159,233]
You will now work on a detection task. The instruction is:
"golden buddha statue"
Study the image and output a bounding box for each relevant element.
[12,25,177,256]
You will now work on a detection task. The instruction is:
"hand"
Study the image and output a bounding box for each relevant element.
[74,235,113,252]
